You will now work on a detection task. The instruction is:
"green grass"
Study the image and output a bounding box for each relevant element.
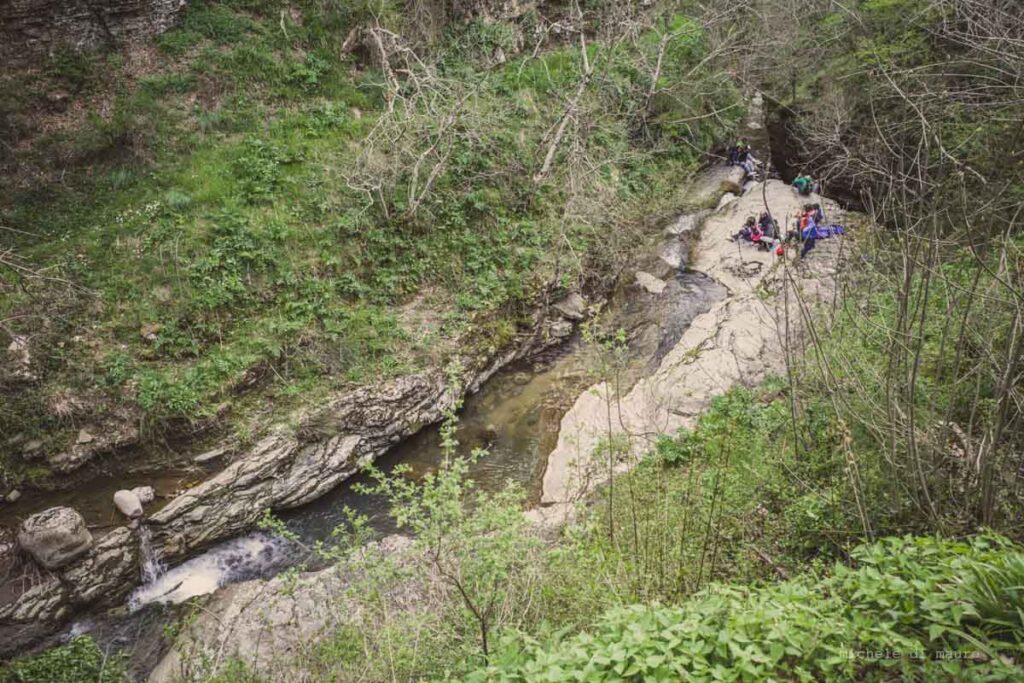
[0,1,740,485]
[1,636,127,682]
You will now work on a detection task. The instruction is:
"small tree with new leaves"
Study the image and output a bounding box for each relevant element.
[358,360,541,664]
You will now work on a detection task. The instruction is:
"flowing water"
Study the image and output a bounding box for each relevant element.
[127,266,726,611]
[127,532,297,610]
[135,524,165,585]
[0,455,220,531]
[2,207,729,671]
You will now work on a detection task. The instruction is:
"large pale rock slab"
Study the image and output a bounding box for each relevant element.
[664,210,708,237]
[62,527,137,604]
[635,271,667,295]
[680,165,745,210]
[540,179,848,510]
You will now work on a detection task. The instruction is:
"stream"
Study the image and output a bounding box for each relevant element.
[2,198,733,674]
[121,267,725,612]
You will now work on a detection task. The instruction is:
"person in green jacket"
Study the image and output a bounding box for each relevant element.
[792,173,813,196]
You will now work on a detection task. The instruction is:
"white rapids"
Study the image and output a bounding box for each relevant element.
[127,532,295,610]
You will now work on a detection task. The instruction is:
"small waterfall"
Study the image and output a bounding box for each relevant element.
[135,524,165,585]
[127,532,295,611]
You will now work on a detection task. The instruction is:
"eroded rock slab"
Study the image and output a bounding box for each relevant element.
[149,536,418,683]
[0,303,577,654]
[635,271,667,295]
[537,179,849,517]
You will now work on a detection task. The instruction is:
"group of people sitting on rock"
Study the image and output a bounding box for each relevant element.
[727,140,760,180]
[732,203,834,259]
[731,212,778,252]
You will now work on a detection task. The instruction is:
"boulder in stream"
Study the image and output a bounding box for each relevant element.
[131,486,156,505]
[552,293,586,321]
[114,490,143,519]
[635,271,667,295]
[660,241,685,270]
[17,507,93,569]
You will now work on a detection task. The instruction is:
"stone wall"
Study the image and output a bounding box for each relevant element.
[451,0,539,20]
[0,0,187,61]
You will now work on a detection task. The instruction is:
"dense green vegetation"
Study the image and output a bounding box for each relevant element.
[754,0,1024,534]
[144,379,1023,681]
[1,636,126,683]
[473,535,1024,681]
[0,0,738,486]
[2,0,1022,680]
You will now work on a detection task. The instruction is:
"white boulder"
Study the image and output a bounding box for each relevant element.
[113,490,143,519]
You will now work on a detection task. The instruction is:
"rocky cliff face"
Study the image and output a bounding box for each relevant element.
[0,0,547,61]
[451,0,538,20]
[0,0,187,60]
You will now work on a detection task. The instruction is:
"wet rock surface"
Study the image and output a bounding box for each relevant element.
[0,300,582,655]
[148,535,418,682]
[62,528,138,606]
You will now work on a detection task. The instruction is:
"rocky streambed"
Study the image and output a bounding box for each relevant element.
[0,303,576,654]
[0,158,744,661]
[147,175,856,681]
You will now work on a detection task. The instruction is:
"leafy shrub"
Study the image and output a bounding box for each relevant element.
[288,53,332,92]
[2,636,127,683]
[232,138,288,202]
[955,549,1024,642]
[467,536,1024,682]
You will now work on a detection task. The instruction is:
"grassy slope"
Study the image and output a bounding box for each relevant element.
[0,1,740,487]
